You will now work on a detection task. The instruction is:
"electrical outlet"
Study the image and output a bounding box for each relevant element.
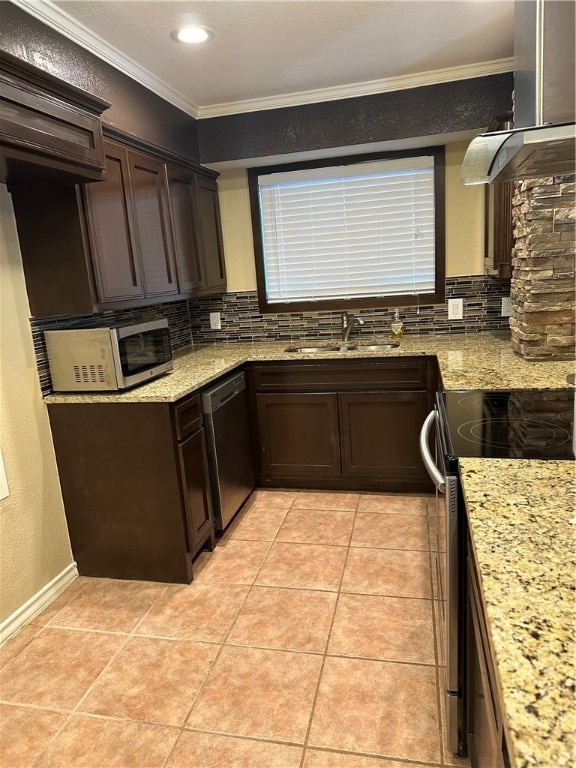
[448,298,463,320]
[209,312,221,330]
[501,296,512,317]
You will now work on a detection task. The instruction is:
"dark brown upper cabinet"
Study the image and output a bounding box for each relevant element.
[196,176,227,294]
[11,131,226,317]
[126,150,179,298]
[0,50,109,186]
[167,166,205,294]
[83,140,179,303]
[83,141,145,303]
[166,168,227,296]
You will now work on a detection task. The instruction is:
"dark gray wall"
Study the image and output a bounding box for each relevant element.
[0,4,512,166]
[198,74,513,163]
[0,2,200,160]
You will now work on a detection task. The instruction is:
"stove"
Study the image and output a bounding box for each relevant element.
[437,389,575,461]
[419,387,575,759]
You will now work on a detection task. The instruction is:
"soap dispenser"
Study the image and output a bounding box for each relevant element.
[391,309,404,339]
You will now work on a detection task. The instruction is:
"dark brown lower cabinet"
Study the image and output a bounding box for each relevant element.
[47,394,214,584]
[178,427,214,551]
[256,393,340,477]
[339,391,428,481]
[248,359,436,492]
[467,538,511,768]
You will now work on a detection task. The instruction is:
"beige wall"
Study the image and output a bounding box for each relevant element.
[217,170,258,292]
[0,186,73,623]
[217,141,485,292]
[444,142,485,276]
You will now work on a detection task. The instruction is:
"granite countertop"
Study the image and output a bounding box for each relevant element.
[45,331,575,404]
[459,458,576,768]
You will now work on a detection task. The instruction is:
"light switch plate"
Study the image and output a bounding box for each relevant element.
[501,296,512,317]
[209,312,221,330]
[448,298,463,320]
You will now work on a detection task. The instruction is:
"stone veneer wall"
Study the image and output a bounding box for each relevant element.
[31,275,510,396]
[510,175,575,360]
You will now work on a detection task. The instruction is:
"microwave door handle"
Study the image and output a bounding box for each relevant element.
[420,410,446,493]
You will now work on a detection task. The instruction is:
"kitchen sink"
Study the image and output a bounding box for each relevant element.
[286,345,353,353]
[285,342,399,353]
[357,343,400,351]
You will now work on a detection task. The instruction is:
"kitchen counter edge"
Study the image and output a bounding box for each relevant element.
[44,332,575,404]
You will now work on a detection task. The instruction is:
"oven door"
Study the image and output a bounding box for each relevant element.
[420,409,464,756]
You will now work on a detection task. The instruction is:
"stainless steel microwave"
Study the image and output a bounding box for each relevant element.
[45,318,173,392]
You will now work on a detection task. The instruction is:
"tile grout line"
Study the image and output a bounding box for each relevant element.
[160,493,297,768]
[7,491,445,767]
[29,582,175,768]
[297,493,361,768]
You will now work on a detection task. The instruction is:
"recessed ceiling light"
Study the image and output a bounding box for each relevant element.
[171,25,213,44]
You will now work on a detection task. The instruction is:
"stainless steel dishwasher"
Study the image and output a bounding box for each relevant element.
[201,371,255,531]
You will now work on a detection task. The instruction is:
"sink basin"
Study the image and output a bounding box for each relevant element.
[286,345,355,353]
[285,342,400,353]
[356,343,400,351]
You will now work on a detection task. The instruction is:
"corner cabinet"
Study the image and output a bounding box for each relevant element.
[247,358,436,492]
[47,393,214,584]
[11,132,226,317]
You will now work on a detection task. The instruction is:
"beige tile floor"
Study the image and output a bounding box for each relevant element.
[0,489,469,768]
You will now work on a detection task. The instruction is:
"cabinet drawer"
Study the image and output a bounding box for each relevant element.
[174,394,203,441]
[250,359,428,392]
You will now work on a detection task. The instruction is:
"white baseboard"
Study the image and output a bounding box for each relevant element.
[0,562,78,645]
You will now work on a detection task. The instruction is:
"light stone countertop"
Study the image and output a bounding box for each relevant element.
[459,458,576,768]
[45,331,575,404]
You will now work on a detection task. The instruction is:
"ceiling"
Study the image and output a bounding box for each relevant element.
[13,0,515,119]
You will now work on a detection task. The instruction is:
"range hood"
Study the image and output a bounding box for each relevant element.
[462,0,575,185]
[461,122,575,185]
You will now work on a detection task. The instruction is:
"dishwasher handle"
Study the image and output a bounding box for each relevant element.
[202,373,246,414]
[420,409,446,493]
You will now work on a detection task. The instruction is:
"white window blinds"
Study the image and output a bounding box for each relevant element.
[257,155,436,304]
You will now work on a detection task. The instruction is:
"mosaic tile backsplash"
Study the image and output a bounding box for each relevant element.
[32,275,511,395]
[188,276,511,343]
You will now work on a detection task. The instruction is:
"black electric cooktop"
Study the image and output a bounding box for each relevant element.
[437,389,575,461]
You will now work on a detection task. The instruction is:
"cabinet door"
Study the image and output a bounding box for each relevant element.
[83,142,145,303]
[128,152,178,297]
[178,427,214,554]
[256,393,340,477]
[467,559,500,768]
[167,167,204,293]
[196,176,227,294]
[339,391,428,480]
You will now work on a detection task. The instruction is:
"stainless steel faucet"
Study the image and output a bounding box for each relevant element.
[341,311,364,342]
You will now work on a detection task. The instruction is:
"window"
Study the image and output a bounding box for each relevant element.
[248,148,445,312]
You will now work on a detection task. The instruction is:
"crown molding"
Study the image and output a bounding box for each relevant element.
[11,1,513,122]
[10,0,201,117]
[197,58,515,118]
